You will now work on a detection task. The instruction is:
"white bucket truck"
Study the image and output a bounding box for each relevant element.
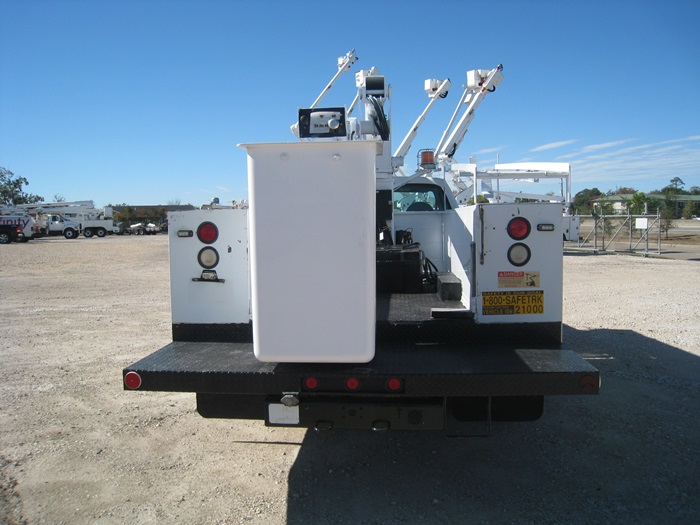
[123,51,598,436]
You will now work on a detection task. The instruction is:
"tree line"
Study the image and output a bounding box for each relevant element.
[573,177,698,219]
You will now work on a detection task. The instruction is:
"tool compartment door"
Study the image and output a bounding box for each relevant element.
[169,209,249,325]
[475,203,563,324]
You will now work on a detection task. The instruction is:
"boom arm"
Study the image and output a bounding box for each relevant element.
[311,49,358,108]
[392,78,451,166]
[291,50,358,138]
[436,65,503,165]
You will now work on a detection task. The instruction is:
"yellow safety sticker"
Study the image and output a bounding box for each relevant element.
[482,290,544,315]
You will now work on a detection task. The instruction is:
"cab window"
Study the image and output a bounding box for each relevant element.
[393,184,451,212]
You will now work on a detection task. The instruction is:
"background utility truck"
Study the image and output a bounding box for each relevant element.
[2,201,122,239]
[0,222,26,244]
[123,51,598,436]
[0,213,34,243]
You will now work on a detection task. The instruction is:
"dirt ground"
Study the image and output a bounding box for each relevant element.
[1,234,699,525]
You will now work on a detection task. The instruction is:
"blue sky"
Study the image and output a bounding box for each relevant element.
[1,0,699,208]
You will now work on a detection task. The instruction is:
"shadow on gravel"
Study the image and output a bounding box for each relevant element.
[0,455,28,525]
[286,326,700,525]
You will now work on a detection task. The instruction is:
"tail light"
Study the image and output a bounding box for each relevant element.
[386,378,403,392]
[197,222,218,244]
[507,217,530,240]
[304,377,319,390]
[345,377,360,391]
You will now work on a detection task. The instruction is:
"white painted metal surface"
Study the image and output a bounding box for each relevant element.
[475,203,563,324]
[169,209,250,324]
[243,141,377,363]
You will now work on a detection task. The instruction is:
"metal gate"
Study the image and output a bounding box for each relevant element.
[575,209,662,256]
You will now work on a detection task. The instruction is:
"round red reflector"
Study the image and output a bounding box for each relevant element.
[579,375,598,393]
[345,377,360,391]
[507,217,531,240]
[124,371,142,389]
[387,378,402,392]
[304,377,319,390]
[197,222,218,244]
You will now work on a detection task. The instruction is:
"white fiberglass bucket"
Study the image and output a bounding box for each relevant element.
[242,141,377,363]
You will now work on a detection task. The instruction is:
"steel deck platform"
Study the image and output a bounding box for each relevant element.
[124,342,599,397]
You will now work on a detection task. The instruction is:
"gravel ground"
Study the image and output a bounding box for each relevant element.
[0,234,699,524]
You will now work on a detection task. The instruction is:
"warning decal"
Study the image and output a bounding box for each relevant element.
[498,271,540,288]
[482,290,544,315]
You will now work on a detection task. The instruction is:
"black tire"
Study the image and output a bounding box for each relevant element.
[83,228,94,238]
[0,232,12,244]
[96,228,107,238]
[64,228,77,239]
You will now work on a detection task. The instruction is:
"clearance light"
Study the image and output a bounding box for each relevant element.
[198,247,219,269]
[507,217,531,240]
[387,378,403,392]
[537,224,555,232]
[508,243,531,267]
[304,377,319,390]
[177,230,194,237]
[345,377,360,391]
[197,222,218,244]
[124,371,142,389]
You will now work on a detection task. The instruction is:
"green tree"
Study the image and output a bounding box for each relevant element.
[630,192,651,214]
[682,199,696,219]
[0,166,43,205]
[573,188,602,215]
[467,195,490,204]
[610,186,637,195]
[670,177,685,191]
[659,197,676,239]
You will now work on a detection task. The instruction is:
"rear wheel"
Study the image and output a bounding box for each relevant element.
[96,228,107,238]
[83,228,94,238]
[64,228,77,239]
[0,232,12,244]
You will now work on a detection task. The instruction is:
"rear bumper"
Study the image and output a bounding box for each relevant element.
[123,341,599,397]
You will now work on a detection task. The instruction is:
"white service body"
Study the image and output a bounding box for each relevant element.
[169,209,250,325]
[474,202,563,323]
[243,141,377,363]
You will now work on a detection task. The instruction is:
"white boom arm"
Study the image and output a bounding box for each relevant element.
[392,78,451,166]
[436,65,503,165]
[311,49,358,108]
[291,49,358,138]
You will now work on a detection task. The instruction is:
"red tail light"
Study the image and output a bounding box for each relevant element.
[386,378,403,392]
[197,222,218,244]
[507,217,531,240]
[304,377,319,390]
[345,377,360,391]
